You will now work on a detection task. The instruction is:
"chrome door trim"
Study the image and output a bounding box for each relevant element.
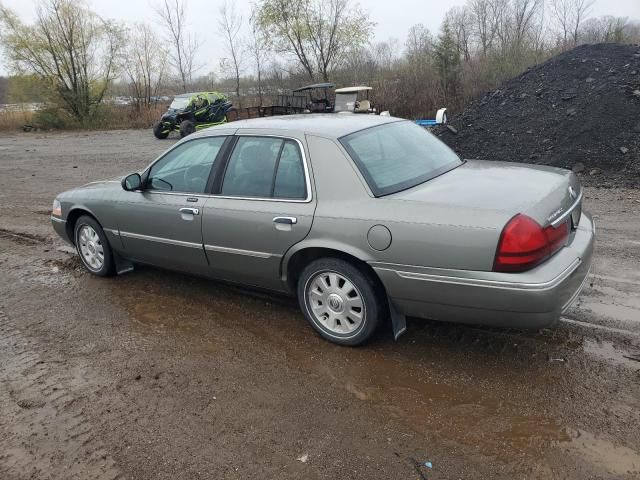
[228,134,312,203]
[140,135,313,204]
[120,230,202,249]
[204,244,281,259]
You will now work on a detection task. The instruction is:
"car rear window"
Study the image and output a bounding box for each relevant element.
[340,121,462,196]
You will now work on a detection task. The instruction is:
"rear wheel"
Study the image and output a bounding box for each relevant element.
[297,258,383,346]
[153,122,169,139]
[179,119,196,138]
[73,215,114,277]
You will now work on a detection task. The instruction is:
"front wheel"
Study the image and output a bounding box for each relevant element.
[179,119,196,138]
[73,215,115,277]
[153,121,170,139]
[297,258,383,346]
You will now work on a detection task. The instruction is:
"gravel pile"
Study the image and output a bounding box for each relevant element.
[436,43,640,186]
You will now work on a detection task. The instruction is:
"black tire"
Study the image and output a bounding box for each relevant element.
[179,119,196,138]
[153,122,169,139]
[73,215,115,277]
[297,257,383,346]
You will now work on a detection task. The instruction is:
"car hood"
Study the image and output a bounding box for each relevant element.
[386,160,581,227]
[78,177,124,190]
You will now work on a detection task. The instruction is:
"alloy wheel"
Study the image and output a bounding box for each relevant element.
[306,270,365,335]
[77,225,105,271]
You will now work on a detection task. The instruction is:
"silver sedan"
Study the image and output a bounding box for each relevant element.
[51,115,595,346]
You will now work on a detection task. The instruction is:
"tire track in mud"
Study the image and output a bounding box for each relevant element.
[0,309,123,480]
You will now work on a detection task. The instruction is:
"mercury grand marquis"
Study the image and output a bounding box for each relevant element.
[51,114,595,346]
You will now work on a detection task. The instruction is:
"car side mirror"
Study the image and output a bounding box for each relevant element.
[122,173,142,191]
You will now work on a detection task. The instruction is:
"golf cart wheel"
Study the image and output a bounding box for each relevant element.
[153,122,169,139]
[180,120,196,138]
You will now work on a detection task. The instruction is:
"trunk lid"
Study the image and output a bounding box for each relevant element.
[389,159,582,229]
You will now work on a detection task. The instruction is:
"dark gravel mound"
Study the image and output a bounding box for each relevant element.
[436,43,640,186]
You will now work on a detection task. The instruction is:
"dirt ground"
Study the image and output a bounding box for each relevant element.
[0,129,639,480]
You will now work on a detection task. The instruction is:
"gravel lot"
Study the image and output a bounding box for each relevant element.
[1,129,639,479]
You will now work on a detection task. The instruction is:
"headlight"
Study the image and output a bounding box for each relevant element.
[52,199,62,217]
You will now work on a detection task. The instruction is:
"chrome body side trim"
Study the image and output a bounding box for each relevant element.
[103,228,120,236]
[119,230,202,249]
[204,244,280,259]
[372,258,582,292]
[550,189,583,227]
[51,216,66,224]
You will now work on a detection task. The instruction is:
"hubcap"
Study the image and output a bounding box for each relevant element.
[306,271,365,335]
[78,225,104,271]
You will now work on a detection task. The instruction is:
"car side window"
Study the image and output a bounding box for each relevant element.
[273,141,306,199]
[221,137,306,199]
[147,137,226,193]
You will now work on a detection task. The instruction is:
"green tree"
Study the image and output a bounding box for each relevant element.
[255,0,372,82]
[0,0,124,121]
[434,21,461,106]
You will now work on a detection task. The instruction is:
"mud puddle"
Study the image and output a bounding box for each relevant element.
[102,266,640,474]
[0,228,47,245]
[583,338,640,369]
[579,299,640,324]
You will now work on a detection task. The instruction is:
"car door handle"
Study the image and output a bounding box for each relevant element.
[180,207,199,215]
[273,216,297,225]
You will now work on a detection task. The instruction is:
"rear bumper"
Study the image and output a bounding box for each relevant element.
[372,212,595,329]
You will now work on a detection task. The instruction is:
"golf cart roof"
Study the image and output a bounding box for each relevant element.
[293,83,335,92]
[335,86,373,94]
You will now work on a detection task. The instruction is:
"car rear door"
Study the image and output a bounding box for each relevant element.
[202,132,316,290]
[116,134,232,274]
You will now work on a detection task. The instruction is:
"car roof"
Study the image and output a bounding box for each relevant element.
[194,114,405,139]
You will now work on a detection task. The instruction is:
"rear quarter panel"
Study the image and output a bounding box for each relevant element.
[296,135,508,272]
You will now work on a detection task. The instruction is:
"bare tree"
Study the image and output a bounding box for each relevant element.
[0,0,123,121]
[218,1,244,107]
[124,23,168,110]
[511,0,544,51]
[446,6,473,62]
[469,0,498,55]
[155,0,199,92]
[256,0,372,82]
[247,12,269,107]
[551,0,594,47]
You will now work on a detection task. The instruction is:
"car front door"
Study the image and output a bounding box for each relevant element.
[116,135,230,274]
[202,133,316,290]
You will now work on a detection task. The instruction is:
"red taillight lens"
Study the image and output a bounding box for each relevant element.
[493,214,569,273]
[545,220,569,255]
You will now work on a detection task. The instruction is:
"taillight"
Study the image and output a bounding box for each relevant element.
[493,214,569,273]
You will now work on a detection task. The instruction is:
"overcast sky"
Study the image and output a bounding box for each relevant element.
[1,0,639,77]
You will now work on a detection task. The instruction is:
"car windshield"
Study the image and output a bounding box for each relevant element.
[340,121,463,196]
[170,96,190,109]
